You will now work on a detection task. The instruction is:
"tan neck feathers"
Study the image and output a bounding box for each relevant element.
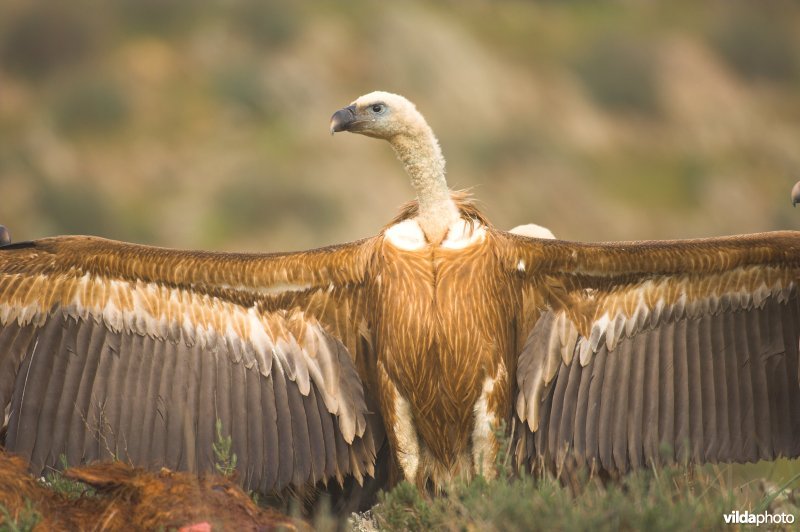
[389,119,460,244]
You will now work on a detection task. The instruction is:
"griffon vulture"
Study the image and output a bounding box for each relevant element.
[1,92,799,494]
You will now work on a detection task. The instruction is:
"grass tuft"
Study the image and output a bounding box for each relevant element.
[366,428,799,531]
[0,499,42,532]
[41,455,95,500]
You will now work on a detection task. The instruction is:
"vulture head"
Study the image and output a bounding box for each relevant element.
[329,91,427,140]
[792,181,800,207]
[330,91,455,244]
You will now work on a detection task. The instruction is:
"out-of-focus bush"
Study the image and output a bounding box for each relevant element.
[52,79,130,136]
[573,34,661,117]
[207,175,342,246]
[0,3,97,80]
[709,9,800,84]
[230,1,302,48]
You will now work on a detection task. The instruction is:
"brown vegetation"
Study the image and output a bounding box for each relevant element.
[0,449,309,531]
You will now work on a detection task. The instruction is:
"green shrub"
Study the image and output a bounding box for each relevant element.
[573,34,661,117]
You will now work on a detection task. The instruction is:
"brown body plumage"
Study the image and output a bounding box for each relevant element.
[1,92,800,499]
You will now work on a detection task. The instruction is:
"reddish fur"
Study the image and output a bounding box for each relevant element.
[0,450,309,531]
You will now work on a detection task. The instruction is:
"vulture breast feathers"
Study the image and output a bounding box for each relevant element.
[1,92,800,494]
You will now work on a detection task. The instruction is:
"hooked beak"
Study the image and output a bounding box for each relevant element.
[330,104,357,135]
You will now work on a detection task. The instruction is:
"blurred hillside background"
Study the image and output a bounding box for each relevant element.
[1,0,799,252]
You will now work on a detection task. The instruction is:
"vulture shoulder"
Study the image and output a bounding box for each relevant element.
[506,230,800,473]
[0,235,382,492]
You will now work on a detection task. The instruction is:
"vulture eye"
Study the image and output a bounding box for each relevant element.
[371,103,385,114]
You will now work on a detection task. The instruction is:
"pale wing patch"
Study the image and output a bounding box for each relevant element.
[385,219,426,251]
[441,220,487,250]
[214,282,312,295]
[516,266,796,432]
[509,223,556,240]
[0,272,366,443]
[579,269,793,360]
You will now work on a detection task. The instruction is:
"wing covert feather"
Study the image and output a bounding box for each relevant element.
[0,236,379,492]
[510,231,800,473]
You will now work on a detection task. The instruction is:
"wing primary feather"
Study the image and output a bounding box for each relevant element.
[555,355,582,469]
[127,332,158,465]
[314,381,338,482]
[733,311,758,461]
[746,302,773,460]
[259,373,280,491]
[627,332,646,470]
[213,339,233,473]
[51,317,92,467]
[165,336,190,469]
[585,346,608,467]
[272,366,294,489]
[116,332,146,464]
[0,322,35,411]
[135,336,165,467]
[10,316,64,469]
[597,345,618,471]
[196,342,217,475]
[102,328,134,462]
[85,328,122,462]
[697,315,717,461]
[245,363,264,490]
[642,326,661,467]
[672,319,689,463]
[782,294,800,455]
[332,417,350,484]
[180,342,201,473]
[685,317,704,463]
[66,318,107,468]
[720,310,740,459]
[229,357,249,483]
[657,321,675,464]
[612,339,632,473]
[546,359,571,470]
[31,316,73,472]
[762,298,789,457]
[286,375,311,487]
[534,379,553,465]
[572,342,592,461]
[304,384,326,483]
[148,333,177,468]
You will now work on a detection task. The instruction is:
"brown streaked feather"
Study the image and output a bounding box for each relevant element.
[0,235,379,300]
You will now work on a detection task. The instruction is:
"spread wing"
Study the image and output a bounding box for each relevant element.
[0,235,381,492]
[506,231,800,473]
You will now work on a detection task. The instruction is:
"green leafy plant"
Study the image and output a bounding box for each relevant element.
[0,500,42,532]
[213,418,238,478]
[41,455,94,500]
